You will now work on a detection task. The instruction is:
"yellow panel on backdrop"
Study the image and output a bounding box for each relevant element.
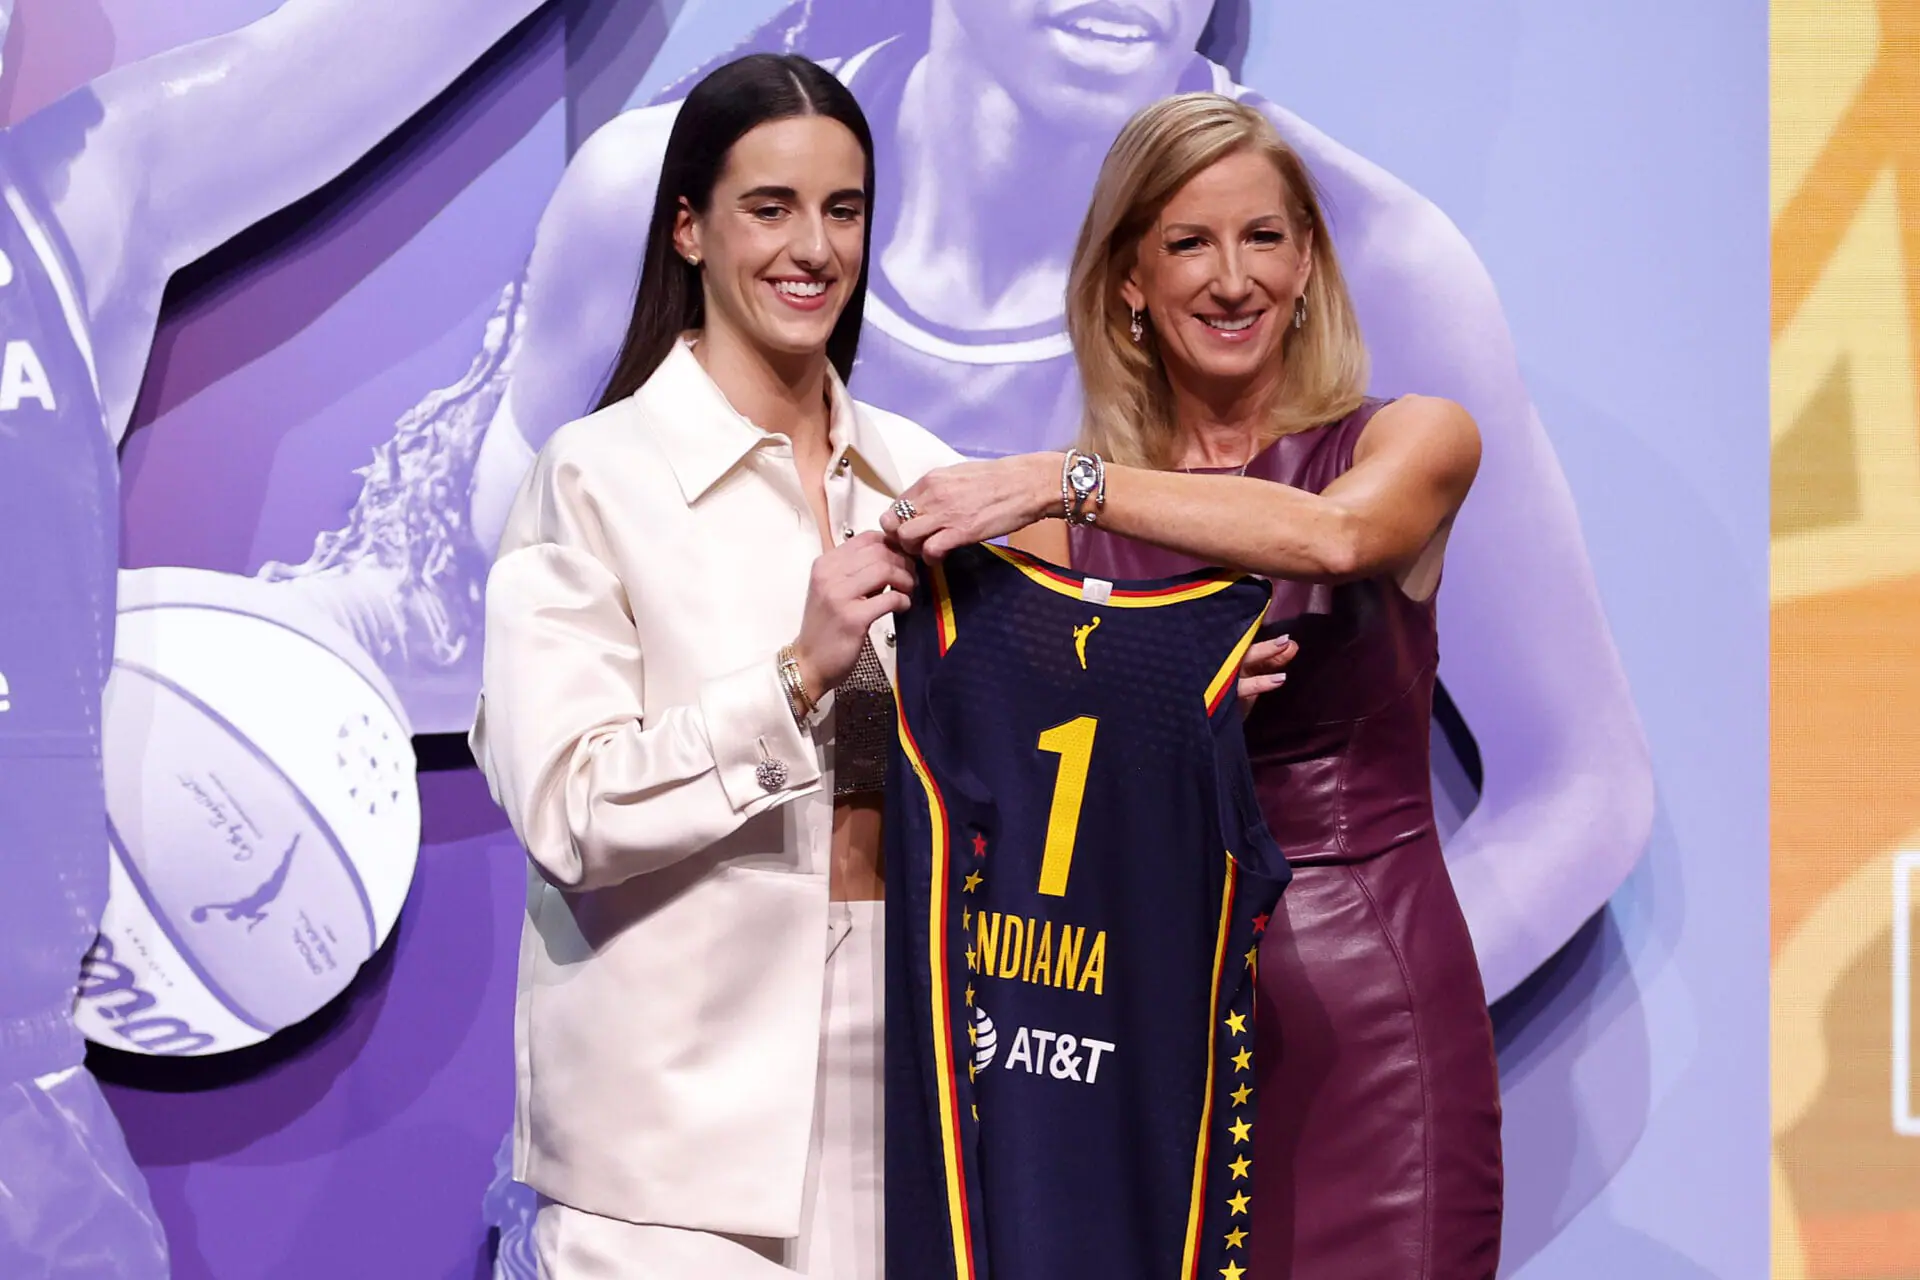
[1773,0,1920,1274]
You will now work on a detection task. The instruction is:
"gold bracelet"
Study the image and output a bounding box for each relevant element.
[777,644,814,723]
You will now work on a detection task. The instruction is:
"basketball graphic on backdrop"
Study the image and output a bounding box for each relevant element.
[74,568,421,1056]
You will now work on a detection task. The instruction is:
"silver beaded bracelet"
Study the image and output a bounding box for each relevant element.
[1060,449,1107,527]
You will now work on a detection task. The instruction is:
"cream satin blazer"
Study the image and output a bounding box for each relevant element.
[470,339,959,1237]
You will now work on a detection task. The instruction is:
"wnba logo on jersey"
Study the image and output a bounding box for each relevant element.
[1073,616,1101,669]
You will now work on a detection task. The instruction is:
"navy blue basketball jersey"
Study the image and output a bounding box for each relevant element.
[886,543,1292,1280]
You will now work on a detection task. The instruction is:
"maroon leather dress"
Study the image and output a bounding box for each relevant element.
[1071,400,1504,1279]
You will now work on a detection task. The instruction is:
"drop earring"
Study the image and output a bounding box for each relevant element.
[1292,296,1306,330]
[1129,308,1145,343]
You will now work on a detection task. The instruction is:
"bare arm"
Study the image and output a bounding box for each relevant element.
[1340,194,1655,1001]
[80,0,549,279]
[12,0,548,439]
[1243,94,1654,996]
[887,394,1480,581]
[1007,520,1069,564]
[1097,396,1476,579]
[468,104,678,555]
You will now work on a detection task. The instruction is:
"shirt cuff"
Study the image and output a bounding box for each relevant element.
[699,656,823,812]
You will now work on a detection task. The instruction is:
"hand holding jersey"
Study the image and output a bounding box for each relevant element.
[877,455,1299,712]
[1231,634,1295,705]
[791,531,916,705]
[880,452,1064,561]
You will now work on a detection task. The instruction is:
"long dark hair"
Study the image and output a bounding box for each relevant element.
[595,54,877,410]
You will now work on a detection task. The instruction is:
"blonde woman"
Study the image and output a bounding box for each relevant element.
[883,94,1504,1278]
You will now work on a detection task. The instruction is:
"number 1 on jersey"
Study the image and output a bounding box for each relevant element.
[1036,716,1099,897]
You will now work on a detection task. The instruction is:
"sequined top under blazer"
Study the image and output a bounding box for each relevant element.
[469,339,960,1238]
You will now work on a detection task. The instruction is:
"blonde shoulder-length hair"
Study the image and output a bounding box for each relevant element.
[1067,93,1369,468]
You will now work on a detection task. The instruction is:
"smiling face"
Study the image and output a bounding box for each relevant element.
[938,0,1216,130]
[1121,146,1313,402]
[674,114,870,368]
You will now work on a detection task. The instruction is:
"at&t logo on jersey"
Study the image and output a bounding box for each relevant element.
[973,1001,1116,1087]
[972,1005,997,1070]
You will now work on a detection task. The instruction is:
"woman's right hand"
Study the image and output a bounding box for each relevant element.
[791,531,916,700]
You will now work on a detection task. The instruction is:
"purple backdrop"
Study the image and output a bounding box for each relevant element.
[0,1,1764,1276]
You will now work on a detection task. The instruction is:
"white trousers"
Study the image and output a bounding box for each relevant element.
[535,901,884,1279]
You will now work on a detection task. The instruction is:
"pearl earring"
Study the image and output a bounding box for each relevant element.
[686,253,700,266]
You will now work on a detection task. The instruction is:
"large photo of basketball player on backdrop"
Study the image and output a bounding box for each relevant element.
[0,1,540,1272]
[1,1,1749,1277]
[277,0,1651,1007]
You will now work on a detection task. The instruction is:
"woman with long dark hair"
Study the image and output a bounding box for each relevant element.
[468,53,957,1279]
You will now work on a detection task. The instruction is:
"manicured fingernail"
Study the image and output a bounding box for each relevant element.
[1274,673,1286,686]
[1275,634,1291,646]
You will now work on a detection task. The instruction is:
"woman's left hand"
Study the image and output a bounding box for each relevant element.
[1237,635,1298,712]
[881,453,1062,560]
